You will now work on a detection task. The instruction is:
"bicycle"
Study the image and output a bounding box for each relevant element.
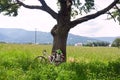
[34,50,49,64]
[34,49,64,65]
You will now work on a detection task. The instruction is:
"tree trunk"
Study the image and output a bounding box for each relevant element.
[51,25,70,62]
[50,0,72,62]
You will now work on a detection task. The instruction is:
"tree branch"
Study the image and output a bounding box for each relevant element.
[16,0,58,20]
[38,0,47,6]
[16,0,42,9]
[70,0,119,28]
[107,11,116,22]
[38,0,58,20]
[115,5,120,14]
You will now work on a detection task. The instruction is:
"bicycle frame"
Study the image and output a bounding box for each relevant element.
[34,50,63,65]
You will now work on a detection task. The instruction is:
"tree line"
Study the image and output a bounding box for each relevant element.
[83,41,110,47]
[111,38,120,48]
[83,37,120,48]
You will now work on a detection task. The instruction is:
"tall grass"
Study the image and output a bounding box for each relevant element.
[0,43,120,80]
[67,46,120,63]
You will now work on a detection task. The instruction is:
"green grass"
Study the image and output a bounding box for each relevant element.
[67,46,120,63]
[0,43,120,80]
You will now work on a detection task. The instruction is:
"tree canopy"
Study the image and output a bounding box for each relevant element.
[107,1,120,24]
[0,0,95,16]
[112,37,120,48]
[0,0,119,23]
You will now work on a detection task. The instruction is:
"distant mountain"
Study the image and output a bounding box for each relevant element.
[0,28,115,44]
[0,28,52,44]
[67,34,100,45]
[0,32,10,41]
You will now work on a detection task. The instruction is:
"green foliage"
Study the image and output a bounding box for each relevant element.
[108,1,120,24]
[0,0,95,17]
[108,10,120,24]
[0,44,120,80]
[112,37,120,48]
[0,0,20,16]
[84,41,110,47]
[71,0,95,17]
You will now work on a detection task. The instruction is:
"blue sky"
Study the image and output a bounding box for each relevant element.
[0,0,120,37]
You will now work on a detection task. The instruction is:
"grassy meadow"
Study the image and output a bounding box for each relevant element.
[0,43,120,80]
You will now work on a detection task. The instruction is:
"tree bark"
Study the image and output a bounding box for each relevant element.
[51,25,70,62]
[50,0,72,62]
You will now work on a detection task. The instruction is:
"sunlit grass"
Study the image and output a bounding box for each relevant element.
[67,46,120,63]
[0,43,120,80]
[0,43,120,63]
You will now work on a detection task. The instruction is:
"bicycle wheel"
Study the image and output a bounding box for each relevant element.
[34,56,47,63]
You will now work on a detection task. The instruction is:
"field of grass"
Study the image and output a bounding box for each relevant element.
[67,46,120,63]
[0,43,120,80]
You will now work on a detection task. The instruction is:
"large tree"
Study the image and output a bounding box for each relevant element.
[0,0,119,62]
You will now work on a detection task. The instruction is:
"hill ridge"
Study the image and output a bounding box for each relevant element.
[0,28,115,44]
